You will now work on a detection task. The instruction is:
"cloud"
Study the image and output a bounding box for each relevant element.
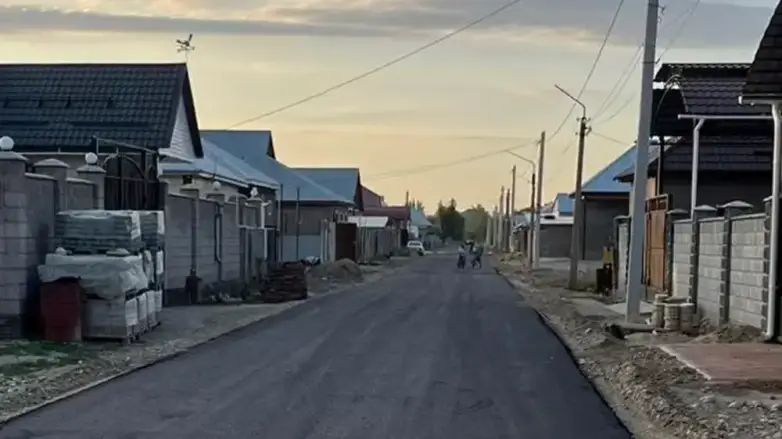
[0,0,773,49]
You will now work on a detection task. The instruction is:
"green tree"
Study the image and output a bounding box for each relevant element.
[462,204,489,242]
[435,199,465,241]
[406,199,425,212]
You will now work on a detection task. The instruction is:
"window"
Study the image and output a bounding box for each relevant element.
[181,175,194,185]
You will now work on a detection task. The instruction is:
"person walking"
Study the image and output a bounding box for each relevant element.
[471,244,483,268]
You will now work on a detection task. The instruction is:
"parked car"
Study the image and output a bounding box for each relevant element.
[407,240,425,256]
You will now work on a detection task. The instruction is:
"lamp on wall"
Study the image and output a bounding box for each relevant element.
[0,136,14,151]
[84,152,98,165]
[250,187,259,198]
[212,180,221,191]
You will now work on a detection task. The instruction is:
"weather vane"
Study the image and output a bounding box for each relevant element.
[176,34,195,62]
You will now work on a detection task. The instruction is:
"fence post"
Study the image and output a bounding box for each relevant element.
[764,195,774,332]
[75,162,107,209]
[691,205,718,305]
[719,201,753,324]
[0,145,29,338]
[666,209,688,296]
[33,158,69,212]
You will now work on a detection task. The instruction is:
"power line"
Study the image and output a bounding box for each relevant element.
[225,0,524,129]
[546,0,627,145]
[364,140,538,181]
[593,0,701,123]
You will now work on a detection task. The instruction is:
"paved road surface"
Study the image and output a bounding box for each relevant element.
[0,256,630,439]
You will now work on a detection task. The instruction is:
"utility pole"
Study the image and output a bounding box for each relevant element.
[498,187,505,250]
[534,131,545,269]
[528,172,536,264]
[510,165,517,251]
[626,0,660,321]
[569,116,589,289]
[405,190,410,206]
[505,188,511,252]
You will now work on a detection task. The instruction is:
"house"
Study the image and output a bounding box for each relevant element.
[614,63,772,212]
[409,208,432,240]
[160,137,279,198]
[362,185,386,208]
[363,205,411,246]
[201,130,355,261]
[573,144,640,260]
[740,0,782,337]
[0,62,204,210]
[552,193,574,217]
[294,167,364,211]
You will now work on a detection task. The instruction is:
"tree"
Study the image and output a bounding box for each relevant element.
[462,204,489,243]
[406,199,425,212]
[435,199,465,241]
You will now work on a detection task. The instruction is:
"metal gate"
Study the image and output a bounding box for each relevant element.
[335,222,357,261]
[645,194,669,297]
[97,137,163,211]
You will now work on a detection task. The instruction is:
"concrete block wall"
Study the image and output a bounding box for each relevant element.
[696,217,728,324]
[671,220,694,299]
[0,153,102,339]
[163,188,271,305]
[727,213,768,329]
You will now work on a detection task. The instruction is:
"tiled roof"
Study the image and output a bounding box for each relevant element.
[743,2,782,99]
[200,130,275,159]
[202,131,351,204]
[652,63,767,137]
[0,63,202,155]
[615,136,771,181]
[655,63,751,82]
[294,167,363,209]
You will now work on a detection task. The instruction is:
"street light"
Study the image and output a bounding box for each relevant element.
[554,84,588,289]
[0,136,14,151]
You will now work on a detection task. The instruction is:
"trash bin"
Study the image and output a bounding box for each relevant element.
[40,278,84,342]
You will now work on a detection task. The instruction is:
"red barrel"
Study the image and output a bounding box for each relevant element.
[40,279,84,342]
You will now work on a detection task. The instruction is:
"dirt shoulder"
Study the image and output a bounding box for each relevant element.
[0,256,412,423]
[495,257,782,439]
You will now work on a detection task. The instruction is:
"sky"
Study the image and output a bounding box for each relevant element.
[0,0,776,211]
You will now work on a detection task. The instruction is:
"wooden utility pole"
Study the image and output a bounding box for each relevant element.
[504,187,511,252]
[528,172,536,264]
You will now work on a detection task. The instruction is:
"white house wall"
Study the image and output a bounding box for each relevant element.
[162,97,198,162]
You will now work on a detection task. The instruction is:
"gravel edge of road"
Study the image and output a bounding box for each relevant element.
[494,267,679,439]
[0,262,410,426]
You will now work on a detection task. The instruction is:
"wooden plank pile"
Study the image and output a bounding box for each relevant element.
[261,261,308,303]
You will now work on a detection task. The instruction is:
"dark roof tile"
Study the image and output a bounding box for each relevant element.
[0,63,202,155]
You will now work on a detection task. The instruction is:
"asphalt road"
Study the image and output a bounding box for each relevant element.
[0,256,630,439]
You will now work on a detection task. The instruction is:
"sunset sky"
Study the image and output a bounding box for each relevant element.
[0,0,775,211]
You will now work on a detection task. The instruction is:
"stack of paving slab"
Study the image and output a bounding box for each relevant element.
[40,209,166,343]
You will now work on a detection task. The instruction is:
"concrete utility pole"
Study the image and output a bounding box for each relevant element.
[498,187,505,250]
[528,172,536,264]
[554,84,589,289]
[504,188,511,252]
[626,0,660,321]
[534,131,545,269]
[510,165,517,251]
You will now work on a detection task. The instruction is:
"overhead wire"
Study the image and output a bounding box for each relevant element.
[225,0,524,129]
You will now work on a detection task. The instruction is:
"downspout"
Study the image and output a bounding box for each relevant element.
[689,119,705,217]
[767,103,782,340]
[214,203,224,283]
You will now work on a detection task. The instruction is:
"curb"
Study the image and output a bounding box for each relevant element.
[493,266,669,439]
[0,263,407,426]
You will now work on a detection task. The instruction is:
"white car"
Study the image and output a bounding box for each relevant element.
[407,240,425,255]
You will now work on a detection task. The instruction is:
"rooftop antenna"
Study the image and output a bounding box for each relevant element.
[176,33,195,62]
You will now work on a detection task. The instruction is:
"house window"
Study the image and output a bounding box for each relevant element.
[182,175,194,185]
